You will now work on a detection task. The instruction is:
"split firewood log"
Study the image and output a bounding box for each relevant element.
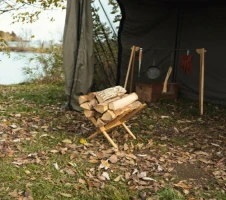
[113,101,142,116]
[94,96,121,113]
[95,86,126,103]
[78,95,88,105]
[101,110,116,122]
[94,111,102,120]
[87,92,96,101]
[84,110,95,118]
[108,92,138,110]
[80,99,98,110]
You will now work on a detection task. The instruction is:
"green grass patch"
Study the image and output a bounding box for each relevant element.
[156,187,185,200]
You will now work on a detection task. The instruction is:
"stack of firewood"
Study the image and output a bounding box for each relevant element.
[79,86,142,127]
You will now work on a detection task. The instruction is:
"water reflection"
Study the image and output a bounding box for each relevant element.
[0,52,35,85]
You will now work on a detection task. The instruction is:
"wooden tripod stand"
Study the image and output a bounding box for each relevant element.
[87,46,146,149]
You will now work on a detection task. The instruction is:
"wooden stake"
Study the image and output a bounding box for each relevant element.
[124,46,136,89]
[129,48,136,93]
[196,48,206,115]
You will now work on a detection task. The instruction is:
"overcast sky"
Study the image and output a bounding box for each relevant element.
[0,1,119,42]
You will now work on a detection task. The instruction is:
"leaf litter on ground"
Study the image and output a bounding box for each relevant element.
[0,84,226,199]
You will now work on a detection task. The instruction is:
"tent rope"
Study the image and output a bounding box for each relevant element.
[97,0,118,40]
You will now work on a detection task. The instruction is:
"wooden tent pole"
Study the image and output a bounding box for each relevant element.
[124,46,136,89]
[196,48,206,115]
[129,48,136,93]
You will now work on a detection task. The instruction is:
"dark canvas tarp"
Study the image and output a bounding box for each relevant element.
[63,0,94,111]
[117,0,226,104]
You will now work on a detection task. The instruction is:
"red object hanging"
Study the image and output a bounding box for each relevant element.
[180,55,193,74]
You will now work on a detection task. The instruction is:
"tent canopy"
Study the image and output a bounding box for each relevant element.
[63,0,226,109]
[63,0,93,111]
[117,0,226,104]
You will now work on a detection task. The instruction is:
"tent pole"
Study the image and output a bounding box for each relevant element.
[172,7,184,83]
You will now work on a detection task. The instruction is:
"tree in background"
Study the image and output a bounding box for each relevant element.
[0,0,66,23]
[0,0,122,87]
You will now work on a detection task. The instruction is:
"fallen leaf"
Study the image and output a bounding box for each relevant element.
[199,158,210,164]
[161,115,170,119]
[13,139,20,143]
[183,189,190,195]
[174,181,191,189]
[211,143,220,147]
[157,165,163,172]
[8,189,18,198]
[64,168,75,176]
[194,151,209,156]
[53,163,59,170]
[89,159,99,163]
[10,124,17,129]
[68,162,77,167]
[142,177,156,181]
[124,143,129,151]
[132,168,138,175]
[25,170,31,175]
[99,160,110,170]
[109,154,118,163]
[78,178,86,184]
[50,150,58,153]
[138,172,147,178]
[59,193,72,198]
[114,175,122,182]
[102,172,110,180]
[137,154,147,157]
[126,153,137,160]
[62,139,72,144]
[15,113,21,117]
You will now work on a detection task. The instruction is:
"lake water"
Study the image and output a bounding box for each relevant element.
[0,52,35,85]
[0,40,59,85]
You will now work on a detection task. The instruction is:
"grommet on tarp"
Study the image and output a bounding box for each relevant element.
[180,49,192,74]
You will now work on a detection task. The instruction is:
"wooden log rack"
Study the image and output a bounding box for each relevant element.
[86,45,146,149]
[87,103,146,149]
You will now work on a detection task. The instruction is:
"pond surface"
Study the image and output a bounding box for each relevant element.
[0,52,35,85]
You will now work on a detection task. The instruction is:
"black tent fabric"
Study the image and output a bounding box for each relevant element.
[63,0,94,111]
[117,0,226,104]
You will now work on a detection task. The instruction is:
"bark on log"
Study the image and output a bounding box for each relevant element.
[108,92,138,110]
[78,95,88,105]
[95,86,126,103]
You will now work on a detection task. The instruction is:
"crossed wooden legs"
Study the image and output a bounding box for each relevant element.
[87,122,136,149]
[87,104,146,149]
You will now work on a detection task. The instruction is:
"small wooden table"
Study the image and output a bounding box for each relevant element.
[87,103,146,149]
